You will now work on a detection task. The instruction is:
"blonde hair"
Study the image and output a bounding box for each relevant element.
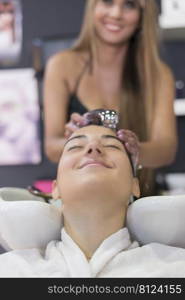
[73,0,163,196]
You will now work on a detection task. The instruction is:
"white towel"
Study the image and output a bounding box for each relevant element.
[0,227,185,277]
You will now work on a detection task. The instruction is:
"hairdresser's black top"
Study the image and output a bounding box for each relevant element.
[67,60,92,121]
[67,94,88,121]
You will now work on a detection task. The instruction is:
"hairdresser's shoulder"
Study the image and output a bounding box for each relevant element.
[46,49,87,71]
[160,61,175,83]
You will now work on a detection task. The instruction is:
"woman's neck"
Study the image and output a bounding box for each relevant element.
[63,203,126,260]
[94,39,129,69]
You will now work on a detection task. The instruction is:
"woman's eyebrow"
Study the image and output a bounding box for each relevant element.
[101,135,123,145]
[64,134,123,147]
[64,135,87,147]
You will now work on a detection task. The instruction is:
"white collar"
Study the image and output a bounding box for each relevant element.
[59,227,138,277]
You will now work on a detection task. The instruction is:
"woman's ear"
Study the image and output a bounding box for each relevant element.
[132,177,140,198]
[52,180,60,199]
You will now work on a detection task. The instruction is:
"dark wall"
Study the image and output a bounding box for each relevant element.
[21,0,85,67]
[0,0,86,188]
[160,40,185,174]
[0,0,184,188]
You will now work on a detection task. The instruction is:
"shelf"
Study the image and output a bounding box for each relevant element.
[160,27,185,41]
[164,173,185,194]
[159,13,185,41]
[174,99,185,116]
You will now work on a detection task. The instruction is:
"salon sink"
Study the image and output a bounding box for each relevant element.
[0,187,45,202]
[126,195,185,248]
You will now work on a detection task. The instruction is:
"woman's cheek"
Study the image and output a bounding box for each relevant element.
[61,153,79,171]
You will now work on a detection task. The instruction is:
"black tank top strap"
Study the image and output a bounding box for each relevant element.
[67,59,90,122]
[72,59,90,95]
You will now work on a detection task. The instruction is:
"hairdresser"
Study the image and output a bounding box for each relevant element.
[43,0,177,196]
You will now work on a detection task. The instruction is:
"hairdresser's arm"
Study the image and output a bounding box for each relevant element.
[139,64,178,168]
[43,53,86,163]
[43,52,71,163]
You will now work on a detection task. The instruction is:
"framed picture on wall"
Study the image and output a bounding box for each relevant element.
[0,68,41,165]
[0,0,22,66]
[160,0,185,28]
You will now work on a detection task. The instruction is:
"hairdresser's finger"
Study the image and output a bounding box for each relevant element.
[117,129,139,167]
[123,132,139,154]
[117,132,131,145]
[127,137,139,149]
[64,122,79,138]
[116,129,128,141]
[118,129,138,140]
[64,129,71,139]
[65,121,79,130]
[117,129,138,138]
[117,130,139,147]
[125,143,139,156]
[125,143,139,169]
[125,143,139,164]
[70,113,83,122]
[70,113,88,126]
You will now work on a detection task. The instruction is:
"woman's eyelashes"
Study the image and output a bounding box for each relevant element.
[104,144,122,150]
[67,144,122,151]
[67,145,84,151]
[124,0,138,9]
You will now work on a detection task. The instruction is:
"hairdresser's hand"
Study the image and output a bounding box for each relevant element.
[116,129,140,167]
[64,113,88,138]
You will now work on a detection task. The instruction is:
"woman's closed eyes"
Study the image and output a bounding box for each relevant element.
[104,144,122,150]
[67,144,122,151]
[67,145,84,151]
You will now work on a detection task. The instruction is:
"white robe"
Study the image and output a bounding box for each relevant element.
[0,227,185,277]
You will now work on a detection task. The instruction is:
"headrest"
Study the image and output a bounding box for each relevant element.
[0,200,62,250]
[126,195,185,249]
[0,187,45,202]
[1,194,185,251]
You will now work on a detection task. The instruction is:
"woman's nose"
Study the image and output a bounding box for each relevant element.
[87,147,102,154]
[108,5,122,19]
[86,143,103,155]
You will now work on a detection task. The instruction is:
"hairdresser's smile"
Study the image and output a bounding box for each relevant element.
[93,0,141,45]
[104,21,123,32]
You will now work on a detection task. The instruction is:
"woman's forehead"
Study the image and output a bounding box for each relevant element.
[70,125,117,138]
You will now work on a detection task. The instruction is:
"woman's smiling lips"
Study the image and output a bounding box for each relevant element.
[78,159,113,169]
[104,23,123,32]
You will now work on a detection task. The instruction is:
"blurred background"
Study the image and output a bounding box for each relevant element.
[0,0,185,195]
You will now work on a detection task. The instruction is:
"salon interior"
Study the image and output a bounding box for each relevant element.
[0,0,185,199]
